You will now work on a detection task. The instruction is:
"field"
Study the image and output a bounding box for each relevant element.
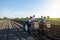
[0,19,60,40]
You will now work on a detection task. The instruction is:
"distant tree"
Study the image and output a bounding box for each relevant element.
[44,16,46,19]
[15,18,20,20]
[20,18,25,20]
[0,18,2,20]
[47,16,50,19]
[3,16,8,19]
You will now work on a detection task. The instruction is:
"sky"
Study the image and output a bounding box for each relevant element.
[0,0,60,18]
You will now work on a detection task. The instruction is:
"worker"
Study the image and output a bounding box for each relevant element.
[38,16,44,33]
[40,16,44,24]
[24,17,29,31]
[31,15,35,22]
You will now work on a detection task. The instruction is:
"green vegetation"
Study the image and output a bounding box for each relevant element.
[13,17,60,25]
[0,16,9,20]
[0,16,60,25]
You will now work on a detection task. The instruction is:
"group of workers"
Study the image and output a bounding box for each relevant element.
[24,15,45,32]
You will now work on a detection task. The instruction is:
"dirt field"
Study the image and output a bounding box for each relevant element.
[13,20,60,40]
[0,20,60,40]
[0,20,35,40]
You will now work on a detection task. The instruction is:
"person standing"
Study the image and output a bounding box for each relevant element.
[40,16,44,24]
[38,16,44,33]
[31,15,35,22]
[24,17,29,31]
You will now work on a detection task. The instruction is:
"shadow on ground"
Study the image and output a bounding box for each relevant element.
[0,28,35,40]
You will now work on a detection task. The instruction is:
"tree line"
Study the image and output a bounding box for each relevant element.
[0,16,50,20]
